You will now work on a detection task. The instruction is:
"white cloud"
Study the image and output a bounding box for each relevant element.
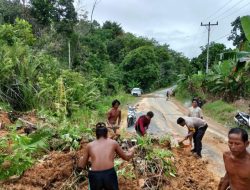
[76,0,250,58]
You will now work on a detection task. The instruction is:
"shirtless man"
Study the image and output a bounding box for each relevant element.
[107,99,121,133]
[78,122,135,190]
[218,127,250,190]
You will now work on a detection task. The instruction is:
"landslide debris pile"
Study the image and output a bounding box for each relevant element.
[168,149,218,190]
[1,130,218,190]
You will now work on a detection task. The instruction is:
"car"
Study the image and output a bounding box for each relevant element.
[131,88,142,96]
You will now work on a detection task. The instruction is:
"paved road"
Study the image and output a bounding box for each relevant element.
[128,89,230,179]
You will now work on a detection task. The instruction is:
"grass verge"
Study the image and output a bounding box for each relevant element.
[203,100,237,125]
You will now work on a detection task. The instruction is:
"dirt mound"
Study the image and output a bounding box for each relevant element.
[168,149,218,190]
[0,111,12,138]
[3,141,88,190]
[119,178,139,190]
[0,111,11,125]
[22,111,39,125]
[3,151,76,190]
[2,139,218,190]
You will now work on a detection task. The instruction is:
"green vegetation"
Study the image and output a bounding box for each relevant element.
[2,1,248,184]
[176,15,250,101]
[203,100,236,124]
[0,1,190,113]
[136,135,176,177]
[0,0,187,181]
[0,131,49,179]
[176,15,250,125]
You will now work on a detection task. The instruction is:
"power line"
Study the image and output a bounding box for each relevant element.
[219,1,250,21]
[210,0,247,21]
[212,33,231,42]
[203,0,234,22]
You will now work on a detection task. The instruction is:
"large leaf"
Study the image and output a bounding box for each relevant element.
[241,16,250,41]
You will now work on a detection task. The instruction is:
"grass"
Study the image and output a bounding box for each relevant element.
[174,86,192,103]
[69,92,136,125]
[203,100,237,125]
[0,101,11,111]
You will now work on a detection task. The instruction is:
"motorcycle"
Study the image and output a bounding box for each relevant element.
[127,105,137,128]
[234,112,250,128]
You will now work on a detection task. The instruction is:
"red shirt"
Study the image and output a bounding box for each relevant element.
[135,115,151,136]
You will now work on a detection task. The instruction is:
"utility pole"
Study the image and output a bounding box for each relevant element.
[68,40,71,69]
[201,21,218,73]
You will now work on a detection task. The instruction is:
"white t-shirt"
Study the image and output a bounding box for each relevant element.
[188,106,203,118]
[183,116,207,130]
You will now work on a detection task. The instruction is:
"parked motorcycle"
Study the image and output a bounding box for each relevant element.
[127,105,137,128]
[234,112,250,128]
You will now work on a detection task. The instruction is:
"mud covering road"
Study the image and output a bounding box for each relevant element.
[127,89,230,180]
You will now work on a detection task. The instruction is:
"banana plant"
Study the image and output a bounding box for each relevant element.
[0,132,49,180]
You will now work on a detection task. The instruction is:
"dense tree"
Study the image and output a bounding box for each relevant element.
[102,21,123,39]
[107,37,125,64]
[0,0,27,24]
[29,0,56,26]
[0,2,192,111]
[191,42,227,72]
[30,0,77,35]
[122,46,160,91]
[228,16,247,48]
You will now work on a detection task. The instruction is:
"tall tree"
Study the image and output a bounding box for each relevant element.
[192,42,226,71]
[0,0,26,24]
[228,16,247,48]
[102,21,123,39]
[30,0,56,26]
[122,46,159,91]
[30,0,77,35]
[54,0,77,36]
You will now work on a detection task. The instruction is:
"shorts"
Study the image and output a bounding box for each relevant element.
[89,167,119,190]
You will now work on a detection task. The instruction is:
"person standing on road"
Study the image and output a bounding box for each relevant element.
[107,99,121,134]
[177,117,208,158]
[187,99,203,147]
[218,128,250,190]
[188,99,203,119]
[166,89,172,101]
[135,111,154,136]
[78,122,135,190]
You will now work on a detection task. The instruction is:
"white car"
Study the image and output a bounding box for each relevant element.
[131,88,142,96]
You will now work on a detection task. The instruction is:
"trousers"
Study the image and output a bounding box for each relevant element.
[193,124,208,155]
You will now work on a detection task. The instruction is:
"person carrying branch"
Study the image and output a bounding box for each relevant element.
[78,122,135,190]
[177,117,208,158]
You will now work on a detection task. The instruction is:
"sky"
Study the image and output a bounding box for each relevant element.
[74,0,250,58]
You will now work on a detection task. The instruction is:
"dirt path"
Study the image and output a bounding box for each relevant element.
[130,89,229,180]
